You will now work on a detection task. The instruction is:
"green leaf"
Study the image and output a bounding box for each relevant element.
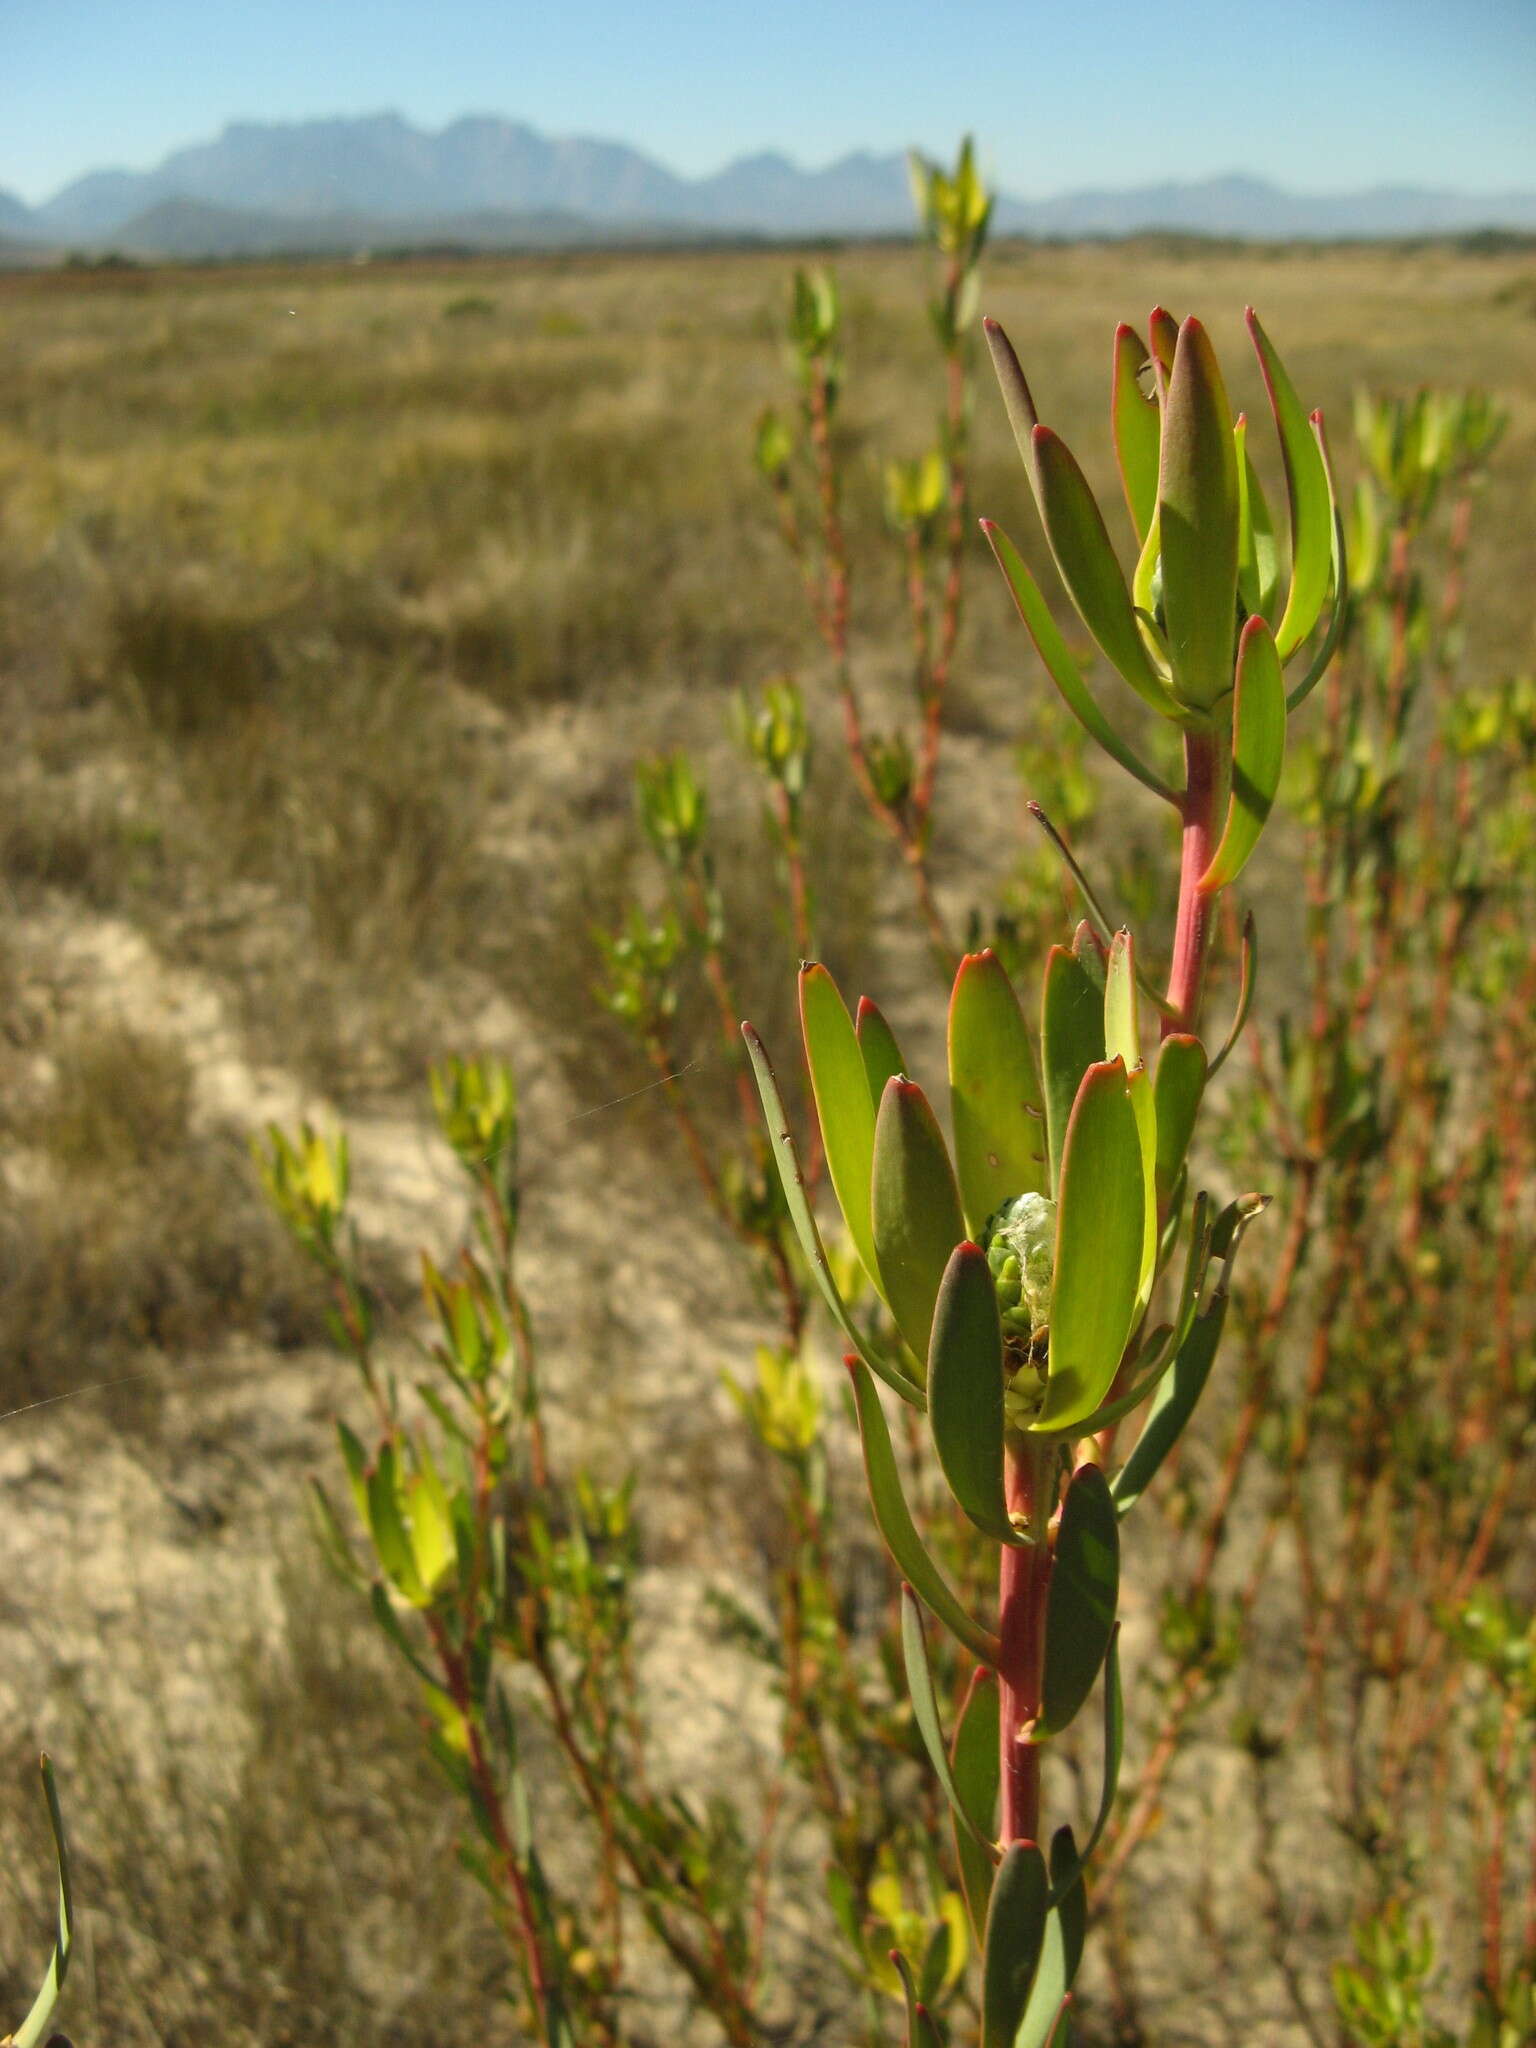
[928,1242,1017,1543]
[1158,316,1239,713]
[983,317,1041,475]
[847,1358,998,1664]
[856,994,906,1104]
[367,1442,429,1605]
[901,1588,1000,1847]
[1028,807,1117,957]
[949,948,1048,1235]
[1209,1189,1271,1267]
[1041,1465,1119,1733]
[891,1951,945,2048]
[951,1669,1002,1938]
[1052,1827,1088,1987]
[1125,1062,1159,1313]
[984,523,1176,804]
[368,1579,444,1691]
[1153,1036,1207,1208]
[1036,1062,1143,1434]
[1286,411,1349,712]
[982,1843,1050,2048]
[1044,1630,1124,1906]
[1102,930,1140,1072]
[1148,305,1178,391]
[801,962,882,1293]
[337,1417,370,1526]
[872,1076,967,1368]
[1111,1296,1228,1516]
[12,1755,74,2048]
[743,1023,926,1408]
[1071,921,1108,986]
[1015,1829,1087,2048]
[1111,323,1160,544]
[1040,947,1105,1195]
[1033,426,1178,717]
[1199,615,1286,893]
[1066,1191,1212,1439]
[1102,928,1159,1310]
[1234,416,1281,622]
[1246,308,1332,659]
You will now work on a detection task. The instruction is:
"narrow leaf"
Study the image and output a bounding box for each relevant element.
[1286,410,1349,712]
[1040,947,1105,1194]
[872,1076,967,1368]
[901,1588,998,1847]
[368,1580,443,1690]
[1037,1063,1143,1434]
[1015,1829,1087,2048]
[1111,1297,1228,1516]
[984,522,1176,802]
[1153,1036,1207,1208]
[929,1242,1018,1543]
[848,1359,998,1664]
[1033,426,1178,716]
[1199,614,1286,893]
[983,317,1041,478]
[952,1669,1002,1938]
[1041,1465,1120,1734]
[1102,930,1140,1072]
[744,1023,926,1406]
[368,1444,429,1605]
[950,948,1048,1235]
[1111,323,1160,544]
[12,1755,74,2048]
[1206,913,1256,1080]
[1147,306,1178,392]
[801,963,881,1291]
[856,995,906,1105]
[1125,1063,1159,1312]
[1247,307,1331,657]
[1028,805,1115,952]
[1044,1631,1124,1906]
[891,1951,945,2048]
[1052,1827,1089,1989]
[982,1843,1050,2048]
[1067,1191,1211,1439]
[1234,416,1281,622]
[1158,316,1239,713]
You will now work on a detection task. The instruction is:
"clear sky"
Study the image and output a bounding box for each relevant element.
[3,0,1534,206]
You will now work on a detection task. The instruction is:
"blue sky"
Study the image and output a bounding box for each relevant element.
[3,0,1534,204]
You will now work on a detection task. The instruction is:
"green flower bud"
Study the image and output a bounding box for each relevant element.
[984,1191,1055,1338]
[985,1191,1056,1428]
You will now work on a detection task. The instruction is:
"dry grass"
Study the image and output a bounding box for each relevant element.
[0,1557,516,2048]
[0,1020,326,1414]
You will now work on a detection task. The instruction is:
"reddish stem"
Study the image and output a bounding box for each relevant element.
[998,1439,1052,1845]
[1163,730,1221,1037]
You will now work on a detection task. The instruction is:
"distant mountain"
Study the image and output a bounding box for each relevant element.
[996,172,1536,240]
[0,186,38,235]
[6,114,1534,253]
[98,195,719,260]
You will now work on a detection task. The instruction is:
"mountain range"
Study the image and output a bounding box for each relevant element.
[3,112,1534,258]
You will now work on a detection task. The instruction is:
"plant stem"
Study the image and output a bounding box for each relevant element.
[998,1438,1052,1844]
[1163,728,1221,1037]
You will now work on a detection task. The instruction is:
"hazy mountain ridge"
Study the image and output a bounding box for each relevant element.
[7,112,1536,253]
